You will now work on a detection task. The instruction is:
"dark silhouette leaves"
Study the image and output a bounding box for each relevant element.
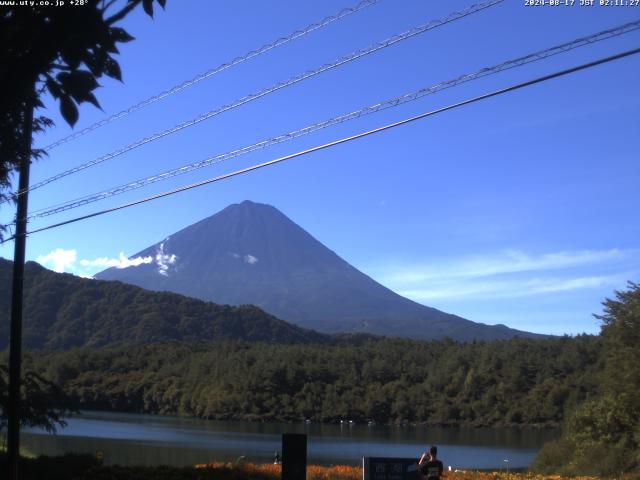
[104,57,123,82]
[0,0,167,230]
[110,27,135,44]
[59,96,78,127]
[143,0,154,18]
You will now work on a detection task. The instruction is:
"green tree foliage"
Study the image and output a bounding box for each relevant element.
[0,0,166,236]
[12,334,602,428]
[532,282,640,475]
[0,365,76,441]
[0,259,327,349]
[597,282,640,404]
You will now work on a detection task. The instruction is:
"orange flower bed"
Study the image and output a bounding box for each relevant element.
[195,462,361,480]
[444,473,598,480]
[194,463,602,480]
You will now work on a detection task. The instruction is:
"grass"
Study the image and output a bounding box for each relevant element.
[2,454,635,480]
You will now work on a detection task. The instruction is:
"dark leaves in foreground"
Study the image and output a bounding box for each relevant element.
[0,365,76,435]
[0,0,167,234]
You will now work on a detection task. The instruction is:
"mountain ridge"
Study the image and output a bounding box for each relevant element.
[0,258,328,349]
[96,200,543,341]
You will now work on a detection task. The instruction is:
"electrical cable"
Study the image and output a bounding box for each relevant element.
[41,0,381,152]
[2,46,636,244]
[15,0,503,200]
[26,19,640,220]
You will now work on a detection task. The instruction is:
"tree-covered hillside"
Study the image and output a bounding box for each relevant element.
[0,259,327,348]
[532,282,640,475]
[16,335,602,427]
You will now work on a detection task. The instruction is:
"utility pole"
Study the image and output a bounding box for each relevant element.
[7,85,35,480]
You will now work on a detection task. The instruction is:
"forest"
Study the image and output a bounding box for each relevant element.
[12,335,602,428]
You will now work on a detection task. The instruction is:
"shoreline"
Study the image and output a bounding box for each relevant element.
[67,408,561,430]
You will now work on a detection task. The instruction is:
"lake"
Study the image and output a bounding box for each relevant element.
[22,411,557,470]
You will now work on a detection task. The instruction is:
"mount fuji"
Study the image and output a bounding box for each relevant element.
[96,201,541,341]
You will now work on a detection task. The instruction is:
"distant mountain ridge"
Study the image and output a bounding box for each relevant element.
[0,258,327,349]
[96,200,542,341]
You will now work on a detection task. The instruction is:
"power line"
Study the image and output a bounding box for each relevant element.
[3,46,637,245]
[41,0,381,152]
[26,19,640,220]
[17,0,503,199]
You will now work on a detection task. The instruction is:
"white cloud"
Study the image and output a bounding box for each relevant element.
[383,249,630,284]
[155,241,177,276]
[244,254,258,265]
[36,248,153,276]
[80,252,152,269]
[36,248,77,273]
[399,274,628,301]
[372,248,640,303]
[230,252,259,264]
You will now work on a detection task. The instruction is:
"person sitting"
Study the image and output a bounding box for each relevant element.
[418,445,444,480]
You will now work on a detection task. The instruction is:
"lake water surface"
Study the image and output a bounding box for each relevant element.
[22,411,557,470]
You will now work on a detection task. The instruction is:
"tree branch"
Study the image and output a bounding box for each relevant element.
[105,1,140,26]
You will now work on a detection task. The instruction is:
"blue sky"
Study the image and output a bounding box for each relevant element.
[1,0,639,335]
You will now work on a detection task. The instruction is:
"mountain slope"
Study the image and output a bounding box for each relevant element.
[0,258,328,349]
[96,201,541,341]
